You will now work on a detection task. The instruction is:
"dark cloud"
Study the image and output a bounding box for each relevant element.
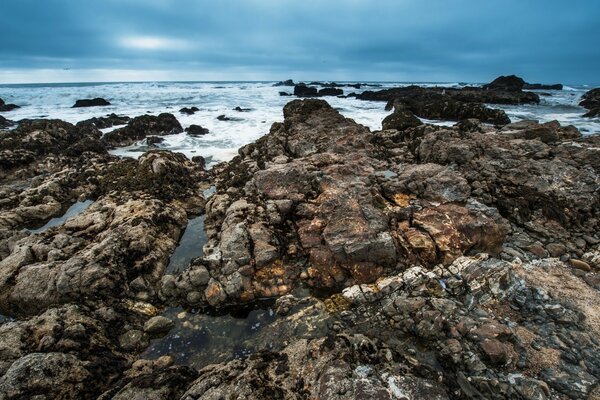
[0,0,598,83]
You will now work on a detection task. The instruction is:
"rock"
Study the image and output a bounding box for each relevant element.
[119,330,149,351]
[382,107,423,130]
[317,87,343,96]
[579,88,600,110]
[103,113,183,146]
[359,82,539,106]
[77,113,130,129]
[279,91,291,96]
[483,75,526,91]
[143,316,175,336]
[146,136,164,146]
[384,93,510,125]
[185,124,209,135]
[273,79,295,86]
[523,82,563,90]
[583,108,600,118]
[233,106,251,112]
[0,101,20,112]
[0,352,91,399]
[217,114,231,121]
[72,98,111,107]
[569,258,591,272]
[179,106,199,115]
[0,115,14,129]
[293,84,318,97]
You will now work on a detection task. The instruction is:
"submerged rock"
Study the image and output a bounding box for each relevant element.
[273,79,295,86]
[77,113,130,129]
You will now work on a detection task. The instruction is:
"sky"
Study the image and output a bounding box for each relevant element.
[0,0,598,84]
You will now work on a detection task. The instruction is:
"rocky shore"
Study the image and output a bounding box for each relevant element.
[0,84,599,399]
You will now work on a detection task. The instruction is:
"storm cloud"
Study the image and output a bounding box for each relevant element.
[0,0,597,83]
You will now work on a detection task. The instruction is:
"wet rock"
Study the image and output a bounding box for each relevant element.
[382,107,423,130]
[143,316,175,336]
[119,330,149,351]
[103,113,183,146]
[146,136,164,146]
[384,93,510,125]
[294,84,318,97]
[523,82,563,90]
[77,113,130,129]
[273,79,295,86]
[179,106,199,115]
[72,97,111,107]
[0,101,20,112]
[0,115,14,129]
[185,124,209,136]
[483,75,526,91]
[318,87,343,96]
[579,88,600,111]
[279,91,291,96]
[233,106,251,112]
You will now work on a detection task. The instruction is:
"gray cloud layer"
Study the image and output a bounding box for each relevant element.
[0,0,598,83]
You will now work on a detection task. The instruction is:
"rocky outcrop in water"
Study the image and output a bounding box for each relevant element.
[72,98,111,108]
[356,75,541,107]
[77,113,130,129]
[0,115,14,129]
[0,97,599,399]
[273,79,295,87]
[179,107,199,115]
[103,113,183,147]
[185,124,209,136]
[580,88,600,118]
[0,97,20,112]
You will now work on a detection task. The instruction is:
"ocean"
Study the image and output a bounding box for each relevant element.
[1,81,598,167]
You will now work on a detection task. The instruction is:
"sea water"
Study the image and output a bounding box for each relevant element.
[1,81,598,167]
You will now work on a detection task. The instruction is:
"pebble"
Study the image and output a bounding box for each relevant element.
[569,259,591,272]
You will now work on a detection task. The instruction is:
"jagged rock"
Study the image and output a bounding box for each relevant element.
[72,98,111,107]
[103,113,182,146]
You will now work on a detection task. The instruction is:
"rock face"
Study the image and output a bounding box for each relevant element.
[103,113,183,146]
[1,97,599,399]
[72,98,111,107]
[580,88,600,118]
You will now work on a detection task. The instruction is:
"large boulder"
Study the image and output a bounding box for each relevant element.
[293,84,318,97]
[186,124,209,136]
[483,75,526,91]
[72,98,111,108]
[317,87,343,96]
[103,113,183,147]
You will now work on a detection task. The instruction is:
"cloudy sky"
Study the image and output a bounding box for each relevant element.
[0,0,597,84]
